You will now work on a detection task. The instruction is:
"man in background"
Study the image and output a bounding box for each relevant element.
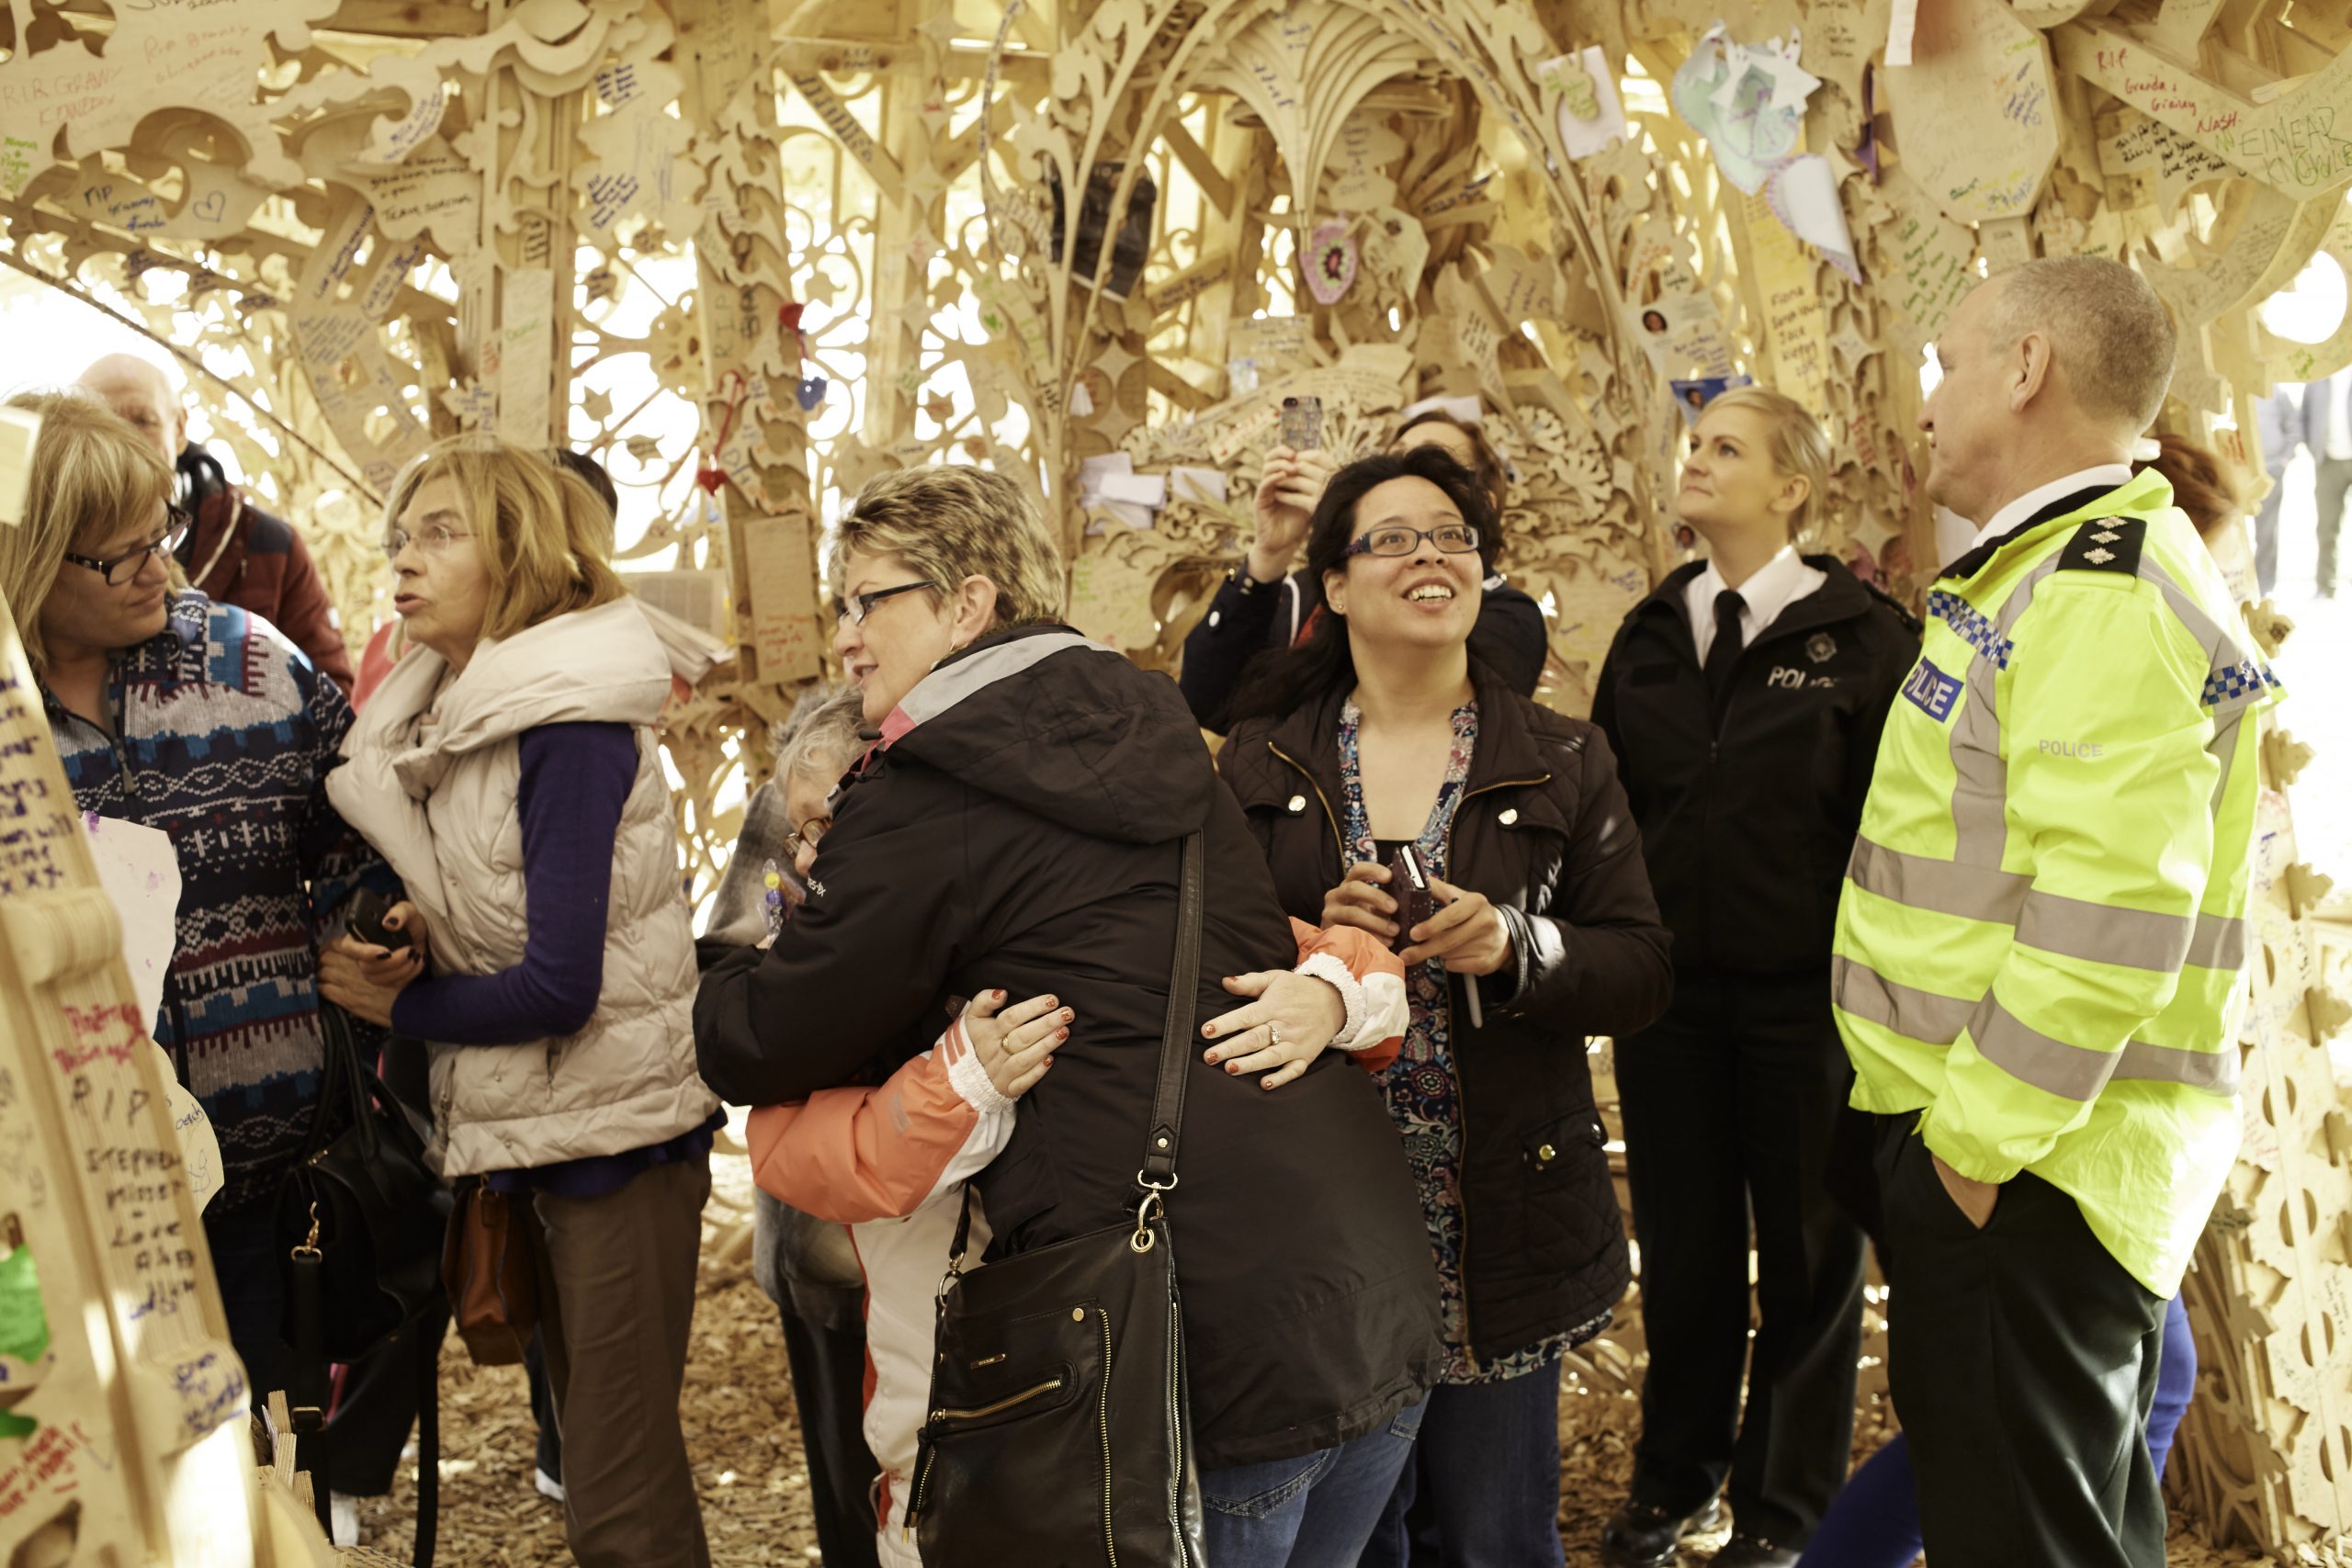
[77,353,356,691]
[2297,369,2351,598]
[2249,382,2304,598]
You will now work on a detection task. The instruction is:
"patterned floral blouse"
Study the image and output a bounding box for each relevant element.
[1338,695,1607,1383]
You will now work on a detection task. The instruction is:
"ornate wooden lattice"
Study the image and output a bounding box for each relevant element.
[5,0,2351,1552]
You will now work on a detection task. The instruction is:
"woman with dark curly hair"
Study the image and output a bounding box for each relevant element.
[1219,444,1674,1566]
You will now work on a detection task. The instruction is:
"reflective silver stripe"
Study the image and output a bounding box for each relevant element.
[1849,836,2029,921]
[1972,999,2238,1100]
[2186,912,2247,971]
[2133,555,2270,716]
[1832,954,1977,1044]
[2116,1040,2240,1095]
[1972,1000,2120,1100]
[1948,556,2063,863]
[2014,890,2190,972]
[1853,835,2244,972]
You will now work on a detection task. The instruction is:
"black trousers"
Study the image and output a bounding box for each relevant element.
[326,1301,451,1495]
[1615,968,1867,1545]
[1872,1113,2166,1567]
[778,1304,881,1568]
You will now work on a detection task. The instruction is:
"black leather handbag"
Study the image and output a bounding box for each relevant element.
[906,832,1206,1568]
[276,1007,450,1562]
[277,1009,449,1359]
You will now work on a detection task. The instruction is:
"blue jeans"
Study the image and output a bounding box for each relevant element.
[1361,1360,1567,1568]
[1799,1292,2197,1567]
[1201,1399,1426,1568]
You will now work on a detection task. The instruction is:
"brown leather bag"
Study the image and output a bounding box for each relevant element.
[441,1177,537,1365]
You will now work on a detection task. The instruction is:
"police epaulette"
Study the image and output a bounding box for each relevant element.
[1861,579,1923,632]
[2057,515,2145,574]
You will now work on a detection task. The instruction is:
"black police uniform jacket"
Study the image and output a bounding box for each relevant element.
[1589,556,1920,976]
[1218,661,1674,1362]
[695,625,1444,1470]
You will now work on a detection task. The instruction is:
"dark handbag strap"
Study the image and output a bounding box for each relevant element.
[1138,830,1205,1191]
[288,1243,332,1529]
[944,830,1206,1265]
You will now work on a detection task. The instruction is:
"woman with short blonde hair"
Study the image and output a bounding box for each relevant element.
[5,389,396,1426]
[1589,389,1919,1568]
[830,463,1068,629]
[320,434,719,1568]
[699,458,1451,1565]
[1702,386,1835,546]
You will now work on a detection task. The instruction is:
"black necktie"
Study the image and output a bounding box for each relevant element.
[1703,588,1745,702]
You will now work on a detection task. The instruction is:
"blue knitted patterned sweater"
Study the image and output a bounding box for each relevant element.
[42,592,396,1212]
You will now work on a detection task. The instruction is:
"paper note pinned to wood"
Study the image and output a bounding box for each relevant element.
[1540,49,1632,160]
[81,816,181,1032]
[1067,552,1160,651]
[738,512,823,682]
[159,1047,221,1214]
[1885,0,1920,66]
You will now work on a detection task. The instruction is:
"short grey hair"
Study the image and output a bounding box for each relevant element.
[774,684,868,789]
[1980,256,2177,431]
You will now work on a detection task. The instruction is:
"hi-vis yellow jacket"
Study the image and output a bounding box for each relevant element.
[1833,469,2280,1296]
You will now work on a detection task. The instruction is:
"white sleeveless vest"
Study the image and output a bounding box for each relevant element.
[327,599,718,1177]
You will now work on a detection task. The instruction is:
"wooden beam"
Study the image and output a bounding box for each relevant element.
[1159,118,1236,215]
[321,0,490,36]
[1147,357,1216,412]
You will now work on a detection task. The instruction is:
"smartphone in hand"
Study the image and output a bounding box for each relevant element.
[1279,395,1325,450]
[346,888,414,953]
[1388,844,1433,954]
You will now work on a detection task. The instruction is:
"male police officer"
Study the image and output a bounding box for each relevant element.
[1834,256,2276,1565]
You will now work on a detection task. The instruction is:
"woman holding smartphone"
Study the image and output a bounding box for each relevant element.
[1589,388,1918,1568]
[1219,445,1673,1566]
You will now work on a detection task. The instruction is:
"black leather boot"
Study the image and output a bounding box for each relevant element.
[1598,1495,1725,1568]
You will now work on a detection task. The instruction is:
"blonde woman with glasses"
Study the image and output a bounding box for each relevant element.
[1589,386,1919,1568]
[316,434,720,1568]
[0,389,396,1415]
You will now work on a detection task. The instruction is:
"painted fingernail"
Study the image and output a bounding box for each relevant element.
[1226,1064,1239,1075]
[1203,1024,1216,1037]
[1057,1028,1069,1041]
[1061,1010,1073,1022]
[1204,1052,1219,1065]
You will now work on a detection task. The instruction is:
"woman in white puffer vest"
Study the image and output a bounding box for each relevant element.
[318,435,719,1568]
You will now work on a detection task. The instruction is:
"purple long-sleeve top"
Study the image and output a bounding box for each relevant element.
[390,721,718,1197]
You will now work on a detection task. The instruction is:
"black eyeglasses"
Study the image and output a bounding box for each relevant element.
[1344,522,1481,558]
[64,507,191,586]
[835,580,937,626]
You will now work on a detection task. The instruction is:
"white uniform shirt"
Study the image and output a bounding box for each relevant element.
[1684,546,1828,664]
[1961,464,2134,558]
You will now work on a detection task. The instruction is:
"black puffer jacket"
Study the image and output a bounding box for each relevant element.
[1590,558,1919,975]
[695,626,1444,1470]
[1218,663,1673,1360]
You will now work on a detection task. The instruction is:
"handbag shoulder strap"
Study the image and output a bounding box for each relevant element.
[1138,830,1204,1191]
[940,829,1206,1273]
